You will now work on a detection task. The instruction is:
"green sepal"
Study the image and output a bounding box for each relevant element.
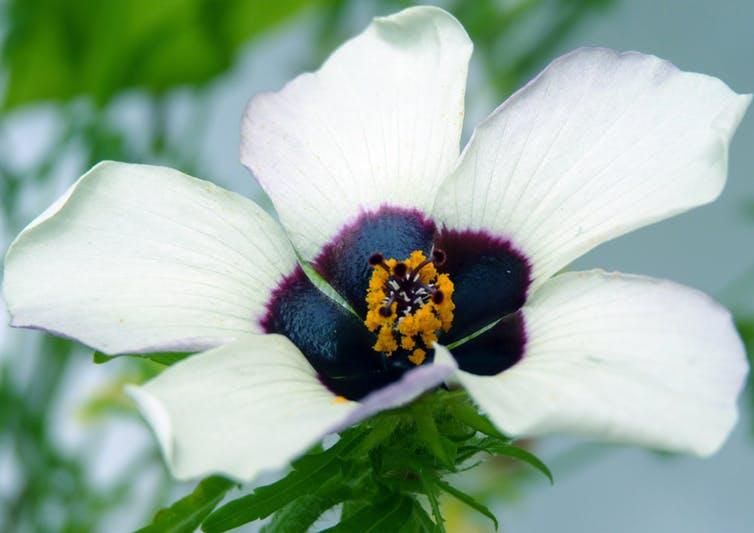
[446,400,509,441]
[92,350,191,366]
[201,429,365,532]
[260,482,352,533]
[482,439,554,484]
[352,413,403,456]
[420,473,446,533]
[436,478,499,531]
[319,494,422,533]
[135,475,235,533]
[413,403,455,468]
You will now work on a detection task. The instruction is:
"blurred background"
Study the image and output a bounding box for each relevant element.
[0,0,752,531]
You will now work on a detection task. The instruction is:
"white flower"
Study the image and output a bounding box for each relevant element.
[3,6,750,483]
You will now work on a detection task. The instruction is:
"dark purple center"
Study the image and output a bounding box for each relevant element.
[261,206,531,400]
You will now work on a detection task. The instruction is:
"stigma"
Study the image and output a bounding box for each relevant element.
[364,249,455,365]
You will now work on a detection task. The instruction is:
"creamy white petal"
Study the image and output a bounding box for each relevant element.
[3,161,297,354]
[128,335,453,482]
[439,271,748,456]
[434,48,751,290]
[241,6,471,261]
[128,335,354,482]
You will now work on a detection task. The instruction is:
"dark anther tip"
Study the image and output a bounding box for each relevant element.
[379,306,393,317]
[432,248,447,266]
[432,290,445,304]
[393,262,408,277]
[368,253,385,266]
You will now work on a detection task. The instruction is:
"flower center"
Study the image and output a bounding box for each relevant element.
[364,249,455,366]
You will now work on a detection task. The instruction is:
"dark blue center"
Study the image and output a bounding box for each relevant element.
[262,207,530,399]
[314,207,437,317]
[434,229,530,343]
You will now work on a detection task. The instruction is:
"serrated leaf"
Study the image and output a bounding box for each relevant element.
[352,413,402,455]
[486,442,554,484]
[405,500,438,533]
[202,463,342,532]
[92,350,191,366]
[420,474,446,533]
[320,495,417,533]
[414,404,454,468]
[202,430,364,532]
[136,475,234,533]
[447,401,509,441]
[260,483,351,533]
[436,479,499,531]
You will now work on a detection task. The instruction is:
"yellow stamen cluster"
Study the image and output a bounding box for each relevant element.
[364,250,455,366]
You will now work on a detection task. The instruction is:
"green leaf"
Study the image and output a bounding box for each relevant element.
[320,495,417,533]
[447,400,510,441]
[202,462,340,532]
[352,413,402,456]
[202,464,342,531]
[735,317,754,358]
[735,316,754,435]
[136,476,235,533]
[260,484,351,533]
[202,429,365,532]
[413,404,454,468]
[420,474,446,533]
[92,350,191,366]
[436,479,499,531]
[405,500,439,533]
[485,441,554,484]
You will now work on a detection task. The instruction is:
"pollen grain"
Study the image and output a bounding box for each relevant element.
[364,250,455,365]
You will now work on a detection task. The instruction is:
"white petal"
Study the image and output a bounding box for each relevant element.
[242,6,471,261]
[128,335,453,482]
[128,335,354,482]
[440,270,748,456]
[3,161,297,354]
[434,48,751,289]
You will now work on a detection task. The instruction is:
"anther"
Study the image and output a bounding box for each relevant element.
[368,253,384,266]
[411,258,434,281]
[431,248,447,266]
[368,252,391,273]
[364,249,455,360]
[432,290,445,304]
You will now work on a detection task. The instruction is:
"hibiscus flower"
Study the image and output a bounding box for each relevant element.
[3,6,749,483]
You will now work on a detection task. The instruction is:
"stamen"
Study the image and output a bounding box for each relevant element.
[365,250,455,365]
[368,252,391,274]
[368,253,384,266]
[410,258,434,281]
[431,248,446,266]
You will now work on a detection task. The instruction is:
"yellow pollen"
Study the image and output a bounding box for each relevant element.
[400,335,416,350]
[364,250,455,363]
[408,348,427,366]
[374,323,398,355]
[333,395,350,405]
